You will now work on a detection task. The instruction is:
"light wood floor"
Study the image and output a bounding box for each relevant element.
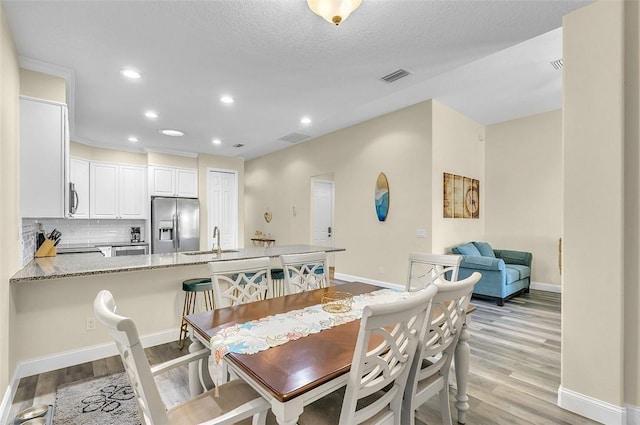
[9,289,600,424]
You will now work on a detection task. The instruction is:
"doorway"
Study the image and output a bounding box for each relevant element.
[207,169,238,249]
[312,179,334,248]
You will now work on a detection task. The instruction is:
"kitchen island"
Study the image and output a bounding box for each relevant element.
[9,244,346,381]
[11,244,345,282]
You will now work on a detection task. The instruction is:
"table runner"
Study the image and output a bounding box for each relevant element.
[209,288,415,363]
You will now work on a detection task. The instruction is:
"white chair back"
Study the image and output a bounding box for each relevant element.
[209,257,272,308]
[339,285,438,425]
[402,272,481,425]
[280,252,329,295]
[94,290,170,425]
[406,253,462,290]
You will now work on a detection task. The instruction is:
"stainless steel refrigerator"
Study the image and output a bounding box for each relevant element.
[151,197,200,254]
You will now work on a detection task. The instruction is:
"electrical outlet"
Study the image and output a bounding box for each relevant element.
[86,316,96,331]
[379,267,384,274]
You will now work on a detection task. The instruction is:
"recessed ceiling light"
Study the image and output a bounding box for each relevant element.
[120,68,141,79]
[128,136,139,143]
[212,138,222,145]
[301,116,312,125]
[159,129,185,137]
[144,111,158,119]
[220,95,234,104]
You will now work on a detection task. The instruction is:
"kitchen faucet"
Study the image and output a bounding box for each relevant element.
[213,226,221,255]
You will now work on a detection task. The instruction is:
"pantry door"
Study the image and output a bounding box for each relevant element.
[207,169,238,249]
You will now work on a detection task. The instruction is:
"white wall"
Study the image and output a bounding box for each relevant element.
[0,0,20,392]
[246,101,433,286]
[431,101,485,253]
[561,0,627,418]
[485,110,563,286]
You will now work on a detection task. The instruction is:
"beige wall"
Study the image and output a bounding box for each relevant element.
[246,101,433,285]
[70,141,147,166]
[624,0,640,408]
[562,0,626,410]
[0,1,20,391]
[485,110,563,286]
[147,151,198,169]
[19,68,66,103]
[431,101,485,253]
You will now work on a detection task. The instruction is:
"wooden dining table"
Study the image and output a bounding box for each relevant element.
[184,281,474,425]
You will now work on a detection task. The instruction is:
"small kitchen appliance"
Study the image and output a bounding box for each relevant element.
[130,227,141,243]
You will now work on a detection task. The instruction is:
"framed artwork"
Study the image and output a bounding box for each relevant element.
[443,172,479,219]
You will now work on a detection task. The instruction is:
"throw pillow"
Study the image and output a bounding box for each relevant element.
[473,241,496,257]
[451,242,481,257]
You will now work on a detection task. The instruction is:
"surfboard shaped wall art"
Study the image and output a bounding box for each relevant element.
[375,172,390,222]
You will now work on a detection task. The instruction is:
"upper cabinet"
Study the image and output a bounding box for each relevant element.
[20,97,69,218]
[90,162,147,219]
[69,157,90,218]
[149,166,198,198]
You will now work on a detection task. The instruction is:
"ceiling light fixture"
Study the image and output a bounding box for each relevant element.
[144,111,158,119]
[120,68,141,79]
[159,129,185,137]
[220,95,234,104]
[307,0,362,25]
[128,136,139,143]
[212,138,222,145]
[300,117,312,125]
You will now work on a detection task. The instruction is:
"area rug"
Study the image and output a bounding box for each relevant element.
[53,372,141,425]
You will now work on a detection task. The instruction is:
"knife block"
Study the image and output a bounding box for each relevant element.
[35,239,57,258]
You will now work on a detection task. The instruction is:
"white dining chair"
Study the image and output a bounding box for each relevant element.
[296,285,438,425]
[402,272,481,425]
[93,289,270,425]
[209,257,272,308]
[279,252,329,295]
[406,252,462,290]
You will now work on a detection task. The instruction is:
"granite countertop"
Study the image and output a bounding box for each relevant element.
[10,244,345,283]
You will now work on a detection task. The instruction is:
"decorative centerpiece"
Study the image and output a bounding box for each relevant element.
[321,291,353,313]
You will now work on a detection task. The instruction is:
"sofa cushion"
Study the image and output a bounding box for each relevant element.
[452,242,481,257]
[472,241,496,258]
[504,267,521,285]
[507,264,531,279]
[460,256,505,271]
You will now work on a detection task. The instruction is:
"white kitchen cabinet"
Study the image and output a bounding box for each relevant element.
[90,162,147,219]
[69,157,90,218]
[19,97,69,218]
[149,166,198,198]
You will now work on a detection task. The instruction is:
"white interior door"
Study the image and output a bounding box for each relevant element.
[312,180,334,247]
[208,170,238,249]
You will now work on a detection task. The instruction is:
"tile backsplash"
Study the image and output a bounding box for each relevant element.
[21,218,146,266]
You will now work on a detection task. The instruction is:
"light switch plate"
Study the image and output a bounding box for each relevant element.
[415,229,426,238]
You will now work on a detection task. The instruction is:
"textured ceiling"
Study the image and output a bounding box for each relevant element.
[3,0,591,159]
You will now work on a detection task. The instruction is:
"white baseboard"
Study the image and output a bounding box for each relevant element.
[628,404,640,425]
[531,281,562,293]
[0,368,18,425]
[558,386,627,425]
[334,272,403,290]
[336,273,563,294]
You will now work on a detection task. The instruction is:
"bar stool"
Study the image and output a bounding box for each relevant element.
[178,277,214,350]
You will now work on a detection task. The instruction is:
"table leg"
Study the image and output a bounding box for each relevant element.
[188,338,214,397]
[454,318,471,424]
[270,398,303,425]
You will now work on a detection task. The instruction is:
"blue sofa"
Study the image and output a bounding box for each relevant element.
[451,241,532,306]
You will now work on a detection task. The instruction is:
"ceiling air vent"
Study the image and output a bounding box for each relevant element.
[380,68,411,83]
[279,132,311,144]
[550,59,563,70]
[232,143,244,148]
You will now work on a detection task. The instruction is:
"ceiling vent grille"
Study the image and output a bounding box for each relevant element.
[279,132,311,143]
[550,59,563,70]
[232,143,244,148]
[380,68,411,83]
